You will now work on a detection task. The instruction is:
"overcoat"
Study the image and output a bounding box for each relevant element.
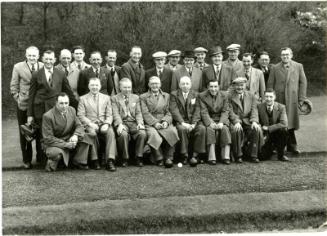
[145,67,173,93]
[55,63,81,100]
[171,66,203,92]
[223,58,244,74]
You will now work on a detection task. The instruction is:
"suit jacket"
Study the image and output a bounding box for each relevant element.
[55,63,81,100]
[267,60,307,130]
[171,66,203,92]
[194,62,210,71]
[228,90,259,125]
[10,61,44,110]
[253,63,273,86]
[145,67,173,93]
[169,89,200,125]
[236,67,266,100]
[202,64,236,91]
[164,63,182,71]
[77,92,113,127]
[70,61,91,71]
[198,90,229,126]
[102,65,122,95]
[120,59,146,95]
[111,93,144,127]
[257,102,288,133]
[223,58,244,74]
[77,67,110,96]
[27,67,76,119]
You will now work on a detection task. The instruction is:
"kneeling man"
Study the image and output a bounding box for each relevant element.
[140,76,179,168]
[111,78,147,167]
[42,93,97,171]
[258,89,289,161]
[170,76,206,166]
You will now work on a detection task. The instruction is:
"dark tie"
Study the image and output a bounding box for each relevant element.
[267,106,273,115]
[111,68,115,78]
[31,64,35,72]
[78,64,81,70]
[158,70,162,77]
[62,112,67,120]
[245,71,250,80]
[48,70,53,87]
[64,67,69,76]
[239,94,244,108]
[189,69,192,77]
[125,95,129,107]
[95,69,99,78]
[111,68,116,94]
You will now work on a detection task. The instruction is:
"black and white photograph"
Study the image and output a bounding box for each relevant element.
[1,0,327,234]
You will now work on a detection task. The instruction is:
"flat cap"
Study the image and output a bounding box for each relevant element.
[232,77,247,84]
[298,99,313,115]
[226,44,241,51]
[194,47,208,53]
[152,51,167,58]
[167,50,181,57]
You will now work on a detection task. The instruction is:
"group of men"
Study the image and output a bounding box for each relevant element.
[10,43,308,172]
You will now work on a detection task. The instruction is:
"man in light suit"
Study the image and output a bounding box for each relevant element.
[171,50,203,92]
[55,49,80,100]
[103,49,121,96]
[194,47,210,70]
[77,77,117,171]
[223,44,243,74]
[27,49,77,166]
[228,77,263,163]
[120,46,147,95]
[140,76,179,168]
[253,51,272,86]
[236,53,265,101]
[42,93,98,171]
[111,78,147,167]
[268,47,308,155]
[10,46,44,169]
[70,45,91,71]
[77,51,110,96]
[202,46,236,91]
[199,80,231,165]
[145,51,173,93]
[258,89,289,162]
[165,50,182,71]
[169,76,206,166]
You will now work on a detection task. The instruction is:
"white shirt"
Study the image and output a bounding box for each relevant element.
[214,64,221,74]
[44,67,54,82]
[156,67,163,76]
[182,91,189,100]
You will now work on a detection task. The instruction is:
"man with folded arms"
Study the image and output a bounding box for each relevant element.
[111,78,147,167]
[170,76,206,167]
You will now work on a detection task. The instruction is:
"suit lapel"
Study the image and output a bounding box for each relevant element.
[272,103,279,124]
[87,93,98,114]
[177,89,186,108]
[232,93,243,112]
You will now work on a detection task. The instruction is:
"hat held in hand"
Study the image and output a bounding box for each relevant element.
[298,99,313,115]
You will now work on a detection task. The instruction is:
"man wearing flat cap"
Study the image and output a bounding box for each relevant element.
[194,47,210,71]
[228,77,263,163]
[145,51,173,93]
[202,46,236,91]
[171,50,203,92]
[165,50,182,71]
[223,44,244,74]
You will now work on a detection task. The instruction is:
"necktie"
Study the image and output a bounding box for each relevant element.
[31,64,35,72]
[93,94,99,117]
[64,67,69,76]
[62,112,67,120]
[267,106,273,114]
[48,70,53,87]
[215,66,220,81]
[188,69,192,77]
[245,71,250,80]
[158,70,162,77]
[239,94,244,108]
[111,68,115,77]
[183,93,187,100]
[124,95,129,107]
[95,69,99,78]
[285,64,289,70]
[78,64,81,70]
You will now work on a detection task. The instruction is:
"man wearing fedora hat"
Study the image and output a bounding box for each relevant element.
[202,46,236,91]
[171,50,203,92]
[165,50,183,71]
[194,47,210,71]
[223,44,244,74]
[145,51,173,93]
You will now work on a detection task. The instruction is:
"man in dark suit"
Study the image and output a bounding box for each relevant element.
[103,49,121,96]
[10,46,44,169]
[202,46,236,91]
[145,51,173,93]
[77,51,110,96]
[27,49,77,165]
[258,89,289,162]
[169,76,206,166]
[253,51,272,86]
[120,46,146,95]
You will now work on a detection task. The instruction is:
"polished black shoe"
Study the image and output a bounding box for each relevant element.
[122,160,128,167]
[92,160,101,170]
[287,146,301,155]
[157,160,164,166]
[251,157,260,163]
[236,158,243,163]
[106,160,116,172]
[189,157,198,167]
[136,157,144,167]
[222,159,231,165]
[208,160,217,165]
[73,162,89,170]
[278,155,290,162]
[22,162,32,169]
[182,156,188,165]
[164,159,173,168]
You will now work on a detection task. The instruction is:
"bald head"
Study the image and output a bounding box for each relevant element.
[59,49,72,67]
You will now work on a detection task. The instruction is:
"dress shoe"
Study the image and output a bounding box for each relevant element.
[278,155,290,162]
[287,146,301,155]
[189,157,198,167]
[222,159,231,165]
[208,160,216,165]
[164,159,173,168]
[136,157,144,167]
[182,156,188,165]
[92,160,101,170]
[157,160,164,166]
[22,162,32,169]
[106,160,116,172]
[250,157,260,163]
[122,160,128,167]
[73,162,89,170]
[236,158,243,163]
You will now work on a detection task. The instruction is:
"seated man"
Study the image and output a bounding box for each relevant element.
[229,77,263,163]
[111,78,147,167]
[199,80,231,165]
[258,89,289,161]
[140,76,179,168]
[77,77,117,171]
[42,93,98,172]
[169,76,206,167]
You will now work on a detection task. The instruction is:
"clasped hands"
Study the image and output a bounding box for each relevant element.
[209,122,224,130]
[154,121,169,130]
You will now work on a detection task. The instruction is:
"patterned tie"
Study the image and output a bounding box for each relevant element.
[215,66,220,81]
[48,70,53,87]
[188,68,192,77]
[124,95,129,107]
[95,69,99,78]
[245,71,250,80]
[65,67,69,76]
[158,69,162,77]
[31,64,35,72]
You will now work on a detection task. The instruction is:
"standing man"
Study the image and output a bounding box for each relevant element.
[103,49,121,96]
[268,47,307,154]
[77,77,117,171]
[194,47,210,70]
[120,46,146,95]
[202,46,236,91]
[77,51,110,96]
[169,76,206,166]
[145,51,173,93]
[10,46,44,168]
[223,44,243,74]
[237,53,265,101]
[258,89,289,162]
[27,49,77,166]
[171,50,203,92]
[70,45,90,71]
[140,76,179,168]
[165,50,182,71]
[253,51,272,86]
[111,78,147,167]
